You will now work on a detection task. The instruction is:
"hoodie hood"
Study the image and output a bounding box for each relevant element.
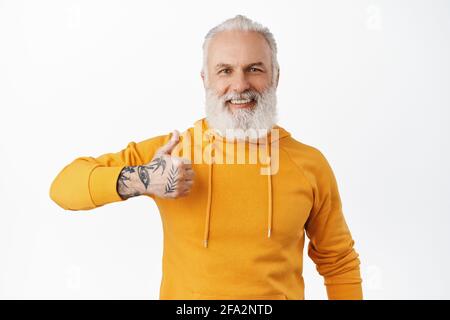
[182,118,291,248]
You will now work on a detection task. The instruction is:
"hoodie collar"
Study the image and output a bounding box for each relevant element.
[194,118,291,146]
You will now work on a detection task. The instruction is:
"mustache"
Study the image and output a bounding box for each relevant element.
[221,90,260,102]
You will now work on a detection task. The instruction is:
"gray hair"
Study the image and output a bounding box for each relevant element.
[202,14,280,87]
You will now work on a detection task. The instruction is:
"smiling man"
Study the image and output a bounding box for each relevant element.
[202,26,278,139]
[49,15,363,300]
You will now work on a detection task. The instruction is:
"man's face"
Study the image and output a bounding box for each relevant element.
[203,30,274,111]
[202,30,278,137]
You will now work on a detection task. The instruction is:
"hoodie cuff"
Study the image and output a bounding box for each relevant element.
[89,166,125,206]
[326,283,363,300]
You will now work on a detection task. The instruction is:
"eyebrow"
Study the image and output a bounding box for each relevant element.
[214,62,266,70]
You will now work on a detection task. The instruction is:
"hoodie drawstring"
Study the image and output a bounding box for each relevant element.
[203,134,214,248]
[203,133,273,248]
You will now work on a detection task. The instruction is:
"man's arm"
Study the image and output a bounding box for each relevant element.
[304,149,363,300]
[49,133,171,211]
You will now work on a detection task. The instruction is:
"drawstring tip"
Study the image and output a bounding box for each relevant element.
[267,229,272,238]
[203,239,208,248]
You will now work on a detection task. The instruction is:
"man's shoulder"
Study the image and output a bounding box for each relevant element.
[280,134,326,162]
[279,134,334,178]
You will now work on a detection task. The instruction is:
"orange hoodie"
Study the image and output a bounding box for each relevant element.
[49,117,363,300]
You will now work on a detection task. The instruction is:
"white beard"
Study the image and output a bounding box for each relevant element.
[204,85,278,140]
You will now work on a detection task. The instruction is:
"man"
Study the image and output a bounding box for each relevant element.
[50,15,363,300]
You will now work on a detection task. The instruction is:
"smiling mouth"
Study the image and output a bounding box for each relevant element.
[227,98,256,109]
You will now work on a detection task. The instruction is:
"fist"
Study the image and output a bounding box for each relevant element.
[143,130,195,199]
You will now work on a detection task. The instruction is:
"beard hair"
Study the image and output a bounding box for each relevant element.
[204,84,278,140]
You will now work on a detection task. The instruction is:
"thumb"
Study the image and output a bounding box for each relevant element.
[156,130,180,155]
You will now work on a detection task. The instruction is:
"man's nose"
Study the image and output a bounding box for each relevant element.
[230,71,251,93]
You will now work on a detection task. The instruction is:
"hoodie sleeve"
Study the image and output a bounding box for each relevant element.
[49,134,169,211]
[303,149,363,300]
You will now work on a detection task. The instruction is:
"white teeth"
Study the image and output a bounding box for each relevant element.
[230,99,252,104]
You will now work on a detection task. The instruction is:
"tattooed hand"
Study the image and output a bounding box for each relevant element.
[117,130,195,200]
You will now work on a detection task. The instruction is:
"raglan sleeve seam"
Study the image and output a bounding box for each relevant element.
[279,145,315,205]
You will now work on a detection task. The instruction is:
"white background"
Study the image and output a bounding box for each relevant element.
[1,0,449,299]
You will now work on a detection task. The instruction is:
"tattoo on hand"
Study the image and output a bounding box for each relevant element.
[164,164,179,194]
[117,166,138,200]
[138,166,150,189]
[138,156,168,190]
[116,156,169,200]
[118,166,134,188]
[145,156,167,175]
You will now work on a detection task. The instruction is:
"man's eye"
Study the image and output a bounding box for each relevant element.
[249,67,261,72]
[219,69,231,74]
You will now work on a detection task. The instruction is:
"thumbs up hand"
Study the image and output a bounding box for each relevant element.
[143,130,195,199]
[155,130,181,156]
